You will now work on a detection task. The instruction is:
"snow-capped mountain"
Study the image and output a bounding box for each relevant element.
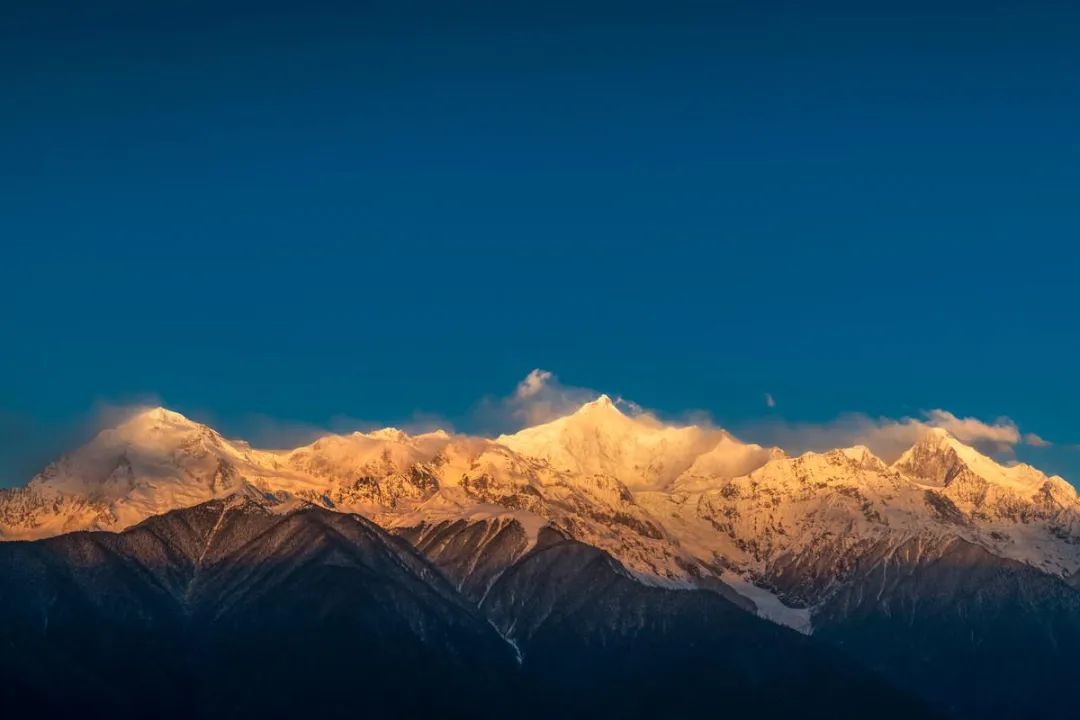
[0,408,325,538]
[5,399,1080,719]
[3,401,1079,627]
[642,433,1080,602]
[497,394,776,490]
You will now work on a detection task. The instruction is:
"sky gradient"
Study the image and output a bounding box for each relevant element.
[3,1,1079,484]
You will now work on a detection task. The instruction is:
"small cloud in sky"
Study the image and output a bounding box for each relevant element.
[1023,432,1052,448]
[515,369,553,400]
[764,393,776,408]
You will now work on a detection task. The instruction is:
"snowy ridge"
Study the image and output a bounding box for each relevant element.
[3,401,1079,632]
[498,395,775,490]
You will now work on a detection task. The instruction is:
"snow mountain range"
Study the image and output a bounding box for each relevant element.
[4,399,1080,718]
[3,400,1077,600]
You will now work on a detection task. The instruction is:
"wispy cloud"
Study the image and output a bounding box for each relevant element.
[1023,432,1052,448]
[233,410,454,449]
[515,369,553,400]
[921,409,1029,454]
[471,368,603,432]
[0,394,166,487]
[738,409,1052,463]
[89,395,167,430]
[4,371,1069,488]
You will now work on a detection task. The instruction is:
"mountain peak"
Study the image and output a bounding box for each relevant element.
[840,445,880,462]
[921,426,959,446]
[120,406,201,432]
[365,427,410,442]
[574,393,621,416]
[364,427,452,440]
[499,398,733,491]
[895,427,1049,493]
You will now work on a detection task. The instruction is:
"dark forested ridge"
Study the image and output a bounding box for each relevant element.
[0,497,929,719]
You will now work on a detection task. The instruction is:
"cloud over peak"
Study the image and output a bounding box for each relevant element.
[514,369,553,400]
[921,409,1030,455]
[472,369,653,433]
[738,408,1052,464]
[484,371,1058,469]
[480,368,600,430]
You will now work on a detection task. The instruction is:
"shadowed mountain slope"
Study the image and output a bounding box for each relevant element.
[0,496,932,719]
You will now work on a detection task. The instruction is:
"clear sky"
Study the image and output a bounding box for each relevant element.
[3,1,1078,485]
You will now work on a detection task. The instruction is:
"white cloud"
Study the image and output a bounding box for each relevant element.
[475,368,601,430]
[515,369,553,400]
[236,410,454,449]
[89,395,168,430]
[739,409,1052,463]
[1024,432,1052,448]
[921,409,1022,454]
[479,372,1058,464]
[470,371,734,440]
[0,394,169,486]
[738,414,918,463]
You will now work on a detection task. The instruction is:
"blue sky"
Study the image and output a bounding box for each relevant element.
[2,1,1079,484]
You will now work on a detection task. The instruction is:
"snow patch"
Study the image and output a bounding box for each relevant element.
[721,572,813,635]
